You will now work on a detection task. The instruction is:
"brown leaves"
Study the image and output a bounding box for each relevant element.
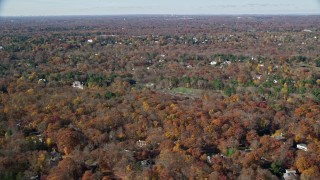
[55,128,86,155]
[47,157,83,180]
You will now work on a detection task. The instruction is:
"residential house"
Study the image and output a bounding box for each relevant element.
[271,131,286,141]
[210,61,217,66]
[207,156,212,164]
[145,83,155,89]
[141,159,153,168]
[283,169,298,180]
[38,79,47,87]
[297,144,308,151]
[49,148,62,166]
[255,75,262,80]
[72,81,84,90]
[136,140,147,148]
[303,29,312,33]
[224,61,231,65]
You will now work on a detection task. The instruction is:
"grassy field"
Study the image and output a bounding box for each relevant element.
[171,87,201,95]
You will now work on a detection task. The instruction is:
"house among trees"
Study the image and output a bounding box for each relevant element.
[38,79,47,83]
[207,156,212,164]
[224,61,231,65]
[38,79,47,87]
[30,175,39,180]
[303,29,312,33]
[210,61,217,66]
[140,159,153,168]
[49,148,62,166]
[271,131,286,141]
[136,140,147,148]
[297,144,308,151]
[255,74,262,80]
[283,169,298,180]
[72,81,84,89]
[145,83,155,89]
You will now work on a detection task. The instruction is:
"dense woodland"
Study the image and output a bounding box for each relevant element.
[0,16,320,179]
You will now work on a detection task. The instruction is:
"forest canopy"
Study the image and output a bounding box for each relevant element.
[0,16,320,179]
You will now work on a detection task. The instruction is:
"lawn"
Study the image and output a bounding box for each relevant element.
[171,87,200,95]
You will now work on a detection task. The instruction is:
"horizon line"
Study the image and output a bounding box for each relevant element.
[1,13,320,18]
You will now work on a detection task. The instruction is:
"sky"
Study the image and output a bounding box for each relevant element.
[0,0,320,16]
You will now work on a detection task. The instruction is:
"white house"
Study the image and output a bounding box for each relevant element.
[255,75,262,80]
[193,37,198,43]
[210,61,217,66]
[72,81,84,90]
[0,46,3,50]
[38,79,47,84]
[136,140,147,148]
[272,132,285,141]
[141,159,153,167]
[283,169,298,180]
[206,156,212,164]
[297,144,308,151]
[224,61,231,65]
[303,29,312,33]
[87,39,93,43]
[145,83,155,89]
[30,175,39,180]
[38,79,47,87]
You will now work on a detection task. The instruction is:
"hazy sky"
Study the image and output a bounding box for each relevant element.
[1,0,320,16]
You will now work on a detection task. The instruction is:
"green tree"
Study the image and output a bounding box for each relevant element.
[104,91,119,100]
[315,58,320,67]
[223,86,236,96]
[226,148,236,157]
[212,80,224,90]
[270,161,284,177]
